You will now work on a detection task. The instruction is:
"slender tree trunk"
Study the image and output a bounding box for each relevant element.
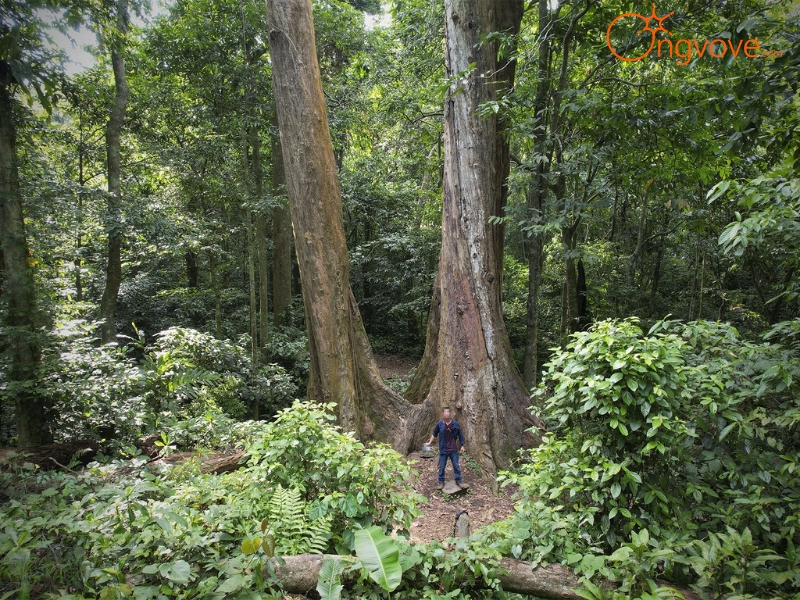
[562,228,577,336]
[185,250,198,289]
[648,244,663,317]
[522,0,551,391]
[264,0,418,448]
[209,250,222,339]
[699,253,705,319]
[689,239,699,319]
[523,232,543,390]
[99,12,129,344]
[244,138,260,418]
[271,114,293,328]
[629,186,649,281]
[75,107,85,302]
[253,130,269,358]
[0,79,51,446]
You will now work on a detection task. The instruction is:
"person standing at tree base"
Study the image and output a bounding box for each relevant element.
[427,407,466,490]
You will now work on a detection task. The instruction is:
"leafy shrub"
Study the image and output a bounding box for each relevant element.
[41,323,147,442]
[245,401,424,551]
[37,325,301,446]
[500,318,800,599]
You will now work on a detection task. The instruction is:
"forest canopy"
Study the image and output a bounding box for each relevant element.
[0,0,799,598]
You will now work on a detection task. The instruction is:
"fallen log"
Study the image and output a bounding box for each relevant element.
[146,450,246,475]
[270,553,699,600]
[0,441,99,471]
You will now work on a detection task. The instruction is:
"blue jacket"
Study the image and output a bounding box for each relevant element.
[432,419,465,454]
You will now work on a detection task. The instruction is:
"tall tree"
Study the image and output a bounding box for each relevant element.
[98,0,130,344]
[405,0,540,473]
[0,1,67,445]
[263,0,417,448]
[0,75,50,446]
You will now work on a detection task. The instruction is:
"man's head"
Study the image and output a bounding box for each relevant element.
[442,407,451,420]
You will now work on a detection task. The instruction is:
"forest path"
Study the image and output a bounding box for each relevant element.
[405,450,517,544]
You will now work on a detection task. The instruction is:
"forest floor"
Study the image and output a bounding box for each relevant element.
[374,353,419,381]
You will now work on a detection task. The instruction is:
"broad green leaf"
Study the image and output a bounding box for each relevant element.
[317,557,345,600]
[354,525,403,592]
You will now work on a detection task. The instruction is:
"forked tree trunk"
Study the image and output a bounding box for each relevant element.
[264,0,420,448]
[0,79,51,446]
[405,0,539,474]
[99,10,129,344]
[271,114,292,328]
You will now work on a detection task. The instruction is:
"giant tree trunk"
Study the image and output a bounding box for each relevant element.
[264,0,420,448]
[271,114,292,328]
[406,0,539,475]
[99,24,129,344]
[0,79,50,446]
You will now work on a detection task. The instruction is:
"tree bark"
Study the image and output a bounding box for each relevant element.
[264,0,421,448]
[409,0,539,476]
[271,114,293,328]
[99,6,129,345]
[267,553,699,600]
[0,78,51,446]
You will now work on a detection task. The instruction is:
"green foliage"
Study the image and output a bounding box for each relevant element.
[498,317,800,599]
[263,484,331,555]
[245,402,424,551]
[0,402,422,599]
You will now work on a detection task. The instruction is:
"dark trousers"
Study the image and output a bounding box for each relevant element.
[438,451,461,482]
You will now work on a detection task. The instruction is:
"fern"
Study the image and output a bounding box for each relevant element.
[265,485,331,555]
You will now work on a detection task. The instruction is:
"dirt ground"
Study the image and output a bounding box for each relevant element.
[374,353,419,381]
[405,450,517,544]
